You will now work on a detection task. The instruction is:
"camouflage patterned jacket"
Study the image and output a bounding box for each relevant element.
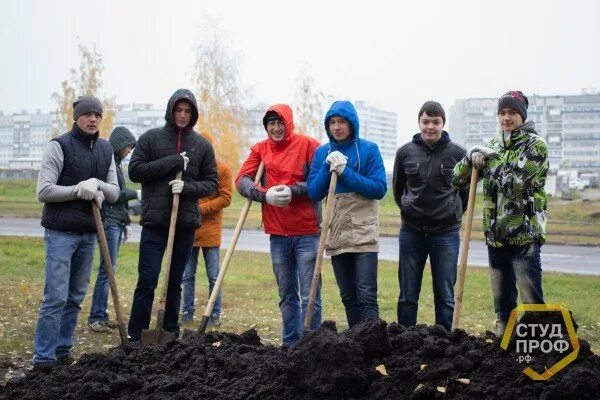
[452,121,549,248]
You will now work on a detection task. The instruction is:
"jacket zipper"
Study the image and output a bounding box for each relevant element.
[427,148,435,179]
[90,137,98,179]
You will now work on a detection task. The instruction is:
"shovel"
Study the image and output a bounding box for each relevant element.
[91,203,128,345]
[304,171,338,330]
[141,171,183,346]
[183,162,265,337]
[452,167,479,330]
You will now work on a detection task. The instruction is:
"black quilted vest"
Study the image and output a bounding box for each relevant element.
[41,126,113,232]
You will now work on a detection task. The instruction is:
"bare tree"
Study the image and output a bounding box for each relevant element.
[192,25,247,174]
[294,72,325,141]
[51,43,114,138]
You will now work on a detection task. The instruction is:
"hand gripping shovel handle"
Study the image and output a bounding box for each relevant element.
[154,171,183,333]
[452,167,479,330]
[197,162,265,333]
[141,171,182,346]
[304,171,338,330]
[92,202,128,345]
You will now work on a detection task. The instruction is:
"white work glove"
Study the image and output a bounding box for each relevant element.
[123,225,132,243]
[75,178,99,201]
[169,179,184,194]
[468,146,496,170]
[265,185,292,207]
[93,190,105,208]
[136,189,142,201]
[180,152,189,171]
[326,151,348,175]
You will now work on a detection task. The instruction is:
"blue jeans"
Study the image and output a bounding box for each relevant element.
[270,234,321,345]
[331,252,379,328]
[127,226,195,341]
[33,229,97,364]
[88,222,123,324]
[396,226,459,332]
[488,241,544,321]
[181,246,221,318]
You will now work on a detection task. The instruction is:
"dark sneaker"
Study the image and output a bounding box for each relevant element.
[494,319,508,337]
[181,312,194,324]
[208,316,221,327]
[88,320,111,334]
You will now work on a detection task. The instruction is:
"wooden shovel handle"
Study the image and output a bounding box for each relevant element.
[92,202,128,344]
[452,167,479,330]
[198,162,265,333]
[304,171,338,330]
[155,170,183,330]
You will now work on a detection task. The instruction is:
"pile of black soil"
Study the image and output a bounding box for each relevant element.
[1,318,599,400]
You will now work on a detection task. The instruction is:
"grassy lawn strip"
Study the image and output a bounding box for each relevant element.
[0,236,598,363]
[3,180,600,245]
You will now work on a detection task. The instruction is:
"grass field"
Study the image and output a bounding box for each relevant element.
[2,180,600,244]
[1,236,599,364]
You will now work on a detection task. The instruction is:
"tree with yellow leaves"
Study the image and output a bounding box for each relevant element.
[51,43,115,139]
[192,27,246,175]
[295,72,325,142]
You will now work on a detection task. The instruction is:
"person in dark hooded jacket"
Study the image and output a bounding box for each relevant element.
[87,126,137,333]
[127,89,218,341]
[307,100,387,328]
[393,101,467,333]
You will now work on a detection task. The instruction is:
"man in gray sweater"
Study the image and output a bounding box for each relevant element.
[33,96,119,365]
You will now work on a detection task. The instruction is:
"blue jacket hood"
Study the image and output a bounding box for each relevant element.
[324,101,360,143]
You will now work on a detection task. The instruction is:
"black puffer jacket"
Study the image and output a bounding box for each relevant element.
[128,89,218,229]
[393,131,467,234]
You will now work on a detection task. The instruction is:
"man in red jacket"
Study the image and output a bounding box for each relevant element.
[237,104,321,345]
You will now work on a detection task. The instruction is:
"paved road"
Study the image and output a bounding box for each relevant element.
[1,217,599,275]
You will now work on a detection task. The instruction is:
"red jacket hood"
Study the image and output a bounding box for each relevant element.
[265,104,296,149]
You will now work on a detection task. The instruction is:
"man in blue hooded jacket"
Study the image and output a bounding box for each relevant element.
[307,101,387,328]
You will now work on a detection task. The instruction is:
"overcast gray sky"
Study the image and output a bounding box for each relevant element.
[1,0,599,142]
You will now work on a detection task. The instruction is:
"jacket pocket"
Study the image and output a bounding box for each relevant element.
[350,215,378,247]
[440,163,453,176]
[405,162,419,175]
[326,215,352,251]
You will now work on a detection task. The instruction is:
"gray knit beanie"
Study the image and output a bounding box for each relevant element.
[73,96,103,120]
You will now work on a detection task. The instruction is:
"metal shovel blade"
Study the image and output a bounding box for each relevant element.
[181,314,211,340]
[180,328,196,341]
[141,328,176,346]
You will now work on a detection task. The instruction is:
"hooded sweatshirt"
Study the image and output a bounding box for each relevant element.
[452,120,549,247]
[104,126,137,226]
[393,131,467,234]
[307,101,387,255]
[236,104,321,236]
[128,89,218,229]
